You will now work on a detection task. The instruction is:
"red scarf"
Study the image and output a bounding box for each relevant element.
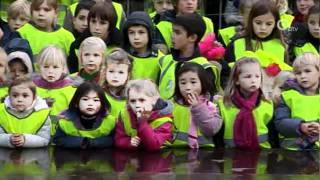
[232,90,260,150]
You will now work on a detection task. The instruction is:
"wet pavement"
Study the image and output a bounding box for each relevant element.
[0,148,319,179]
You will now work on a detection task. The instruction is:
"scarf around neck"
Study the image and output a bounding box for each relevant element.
[232,89,260,150]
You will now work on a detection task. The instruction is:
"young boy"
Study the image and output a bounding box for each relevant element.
[7,0,31,31]
[150,0,174,24]
[7,51,33,81]
[123,11,164,82]
[0,78,50,148]
[158,13,220,100]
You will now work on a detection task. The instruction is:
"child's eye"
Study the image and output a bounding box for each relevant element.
[255,21,261,25]
[22,94,29,98]
[191,81,197,84]
[53,66,60,69]
[84,52,90,56]
[94,53,101,57]
[138,30,146,34]
[119,71,124,74]
[81,97,89,101]
[138,98,145,103]
[129,99,136,103]
[128,31,134,35]
[94,98,100,102]
[43,65,49,68]
[108,70,114,73]
[100,20,108,25]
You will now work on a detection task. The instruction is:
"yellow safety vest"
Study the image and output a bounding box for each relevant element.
[0,87,8,102]
[69,2,123,30]
[119,109,172,147]
[36,85,76,135]
[293,42,319,57]
[219,26,236,46]
[279,13,294,30]
[0,103,50,134]
[17,23,75,56]
[58,115,116,139]
[131,50,164,82]
[158,55,220,100]
[105,93,126,119]
[232,38,292,71]
[218,99,273,149]
[281,89,320,150]
[172,102,215,148]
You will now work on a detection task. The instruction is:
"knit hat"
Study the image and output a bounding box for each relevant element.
[173,13,206,43]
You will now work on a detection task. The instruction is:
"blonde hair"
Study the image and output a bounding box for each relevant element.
[223,57,267,107]
[125,79,160,100]
[37,45,68,74]
[106,48,132,70]
[0,48,9,80]
[293,52,320,73]
[7,0,31,20]
[79,36,107,59]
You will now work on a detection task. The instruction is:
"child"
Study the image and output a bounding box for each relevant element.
[32,45,77,135]
[172,62,222,148]
[155,0,214,52]
[0,78,51,148]
[149,0,174,24]
[114,79,173,151]
[225,0,290,72]
[123,11,164,82]
[0,48,9,100]
[76,36,106,85]
[17,0,75,57]
[158,13,220,100]
[292,0,318,26]
[275,53,320,150]
[54,81,116,149]
[7,0,31,31]
[0,18,20,47]
[104,48,132,118]
[218,57,276,149]
[290,5,319,61]
[67,1,122,73]
[7,50,33,81]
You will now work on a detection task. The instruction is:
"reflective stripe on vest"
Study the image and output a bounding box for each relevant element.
[0,103,50,134]
[280,90,320,150]
[70,2,123,30]
[158,55,220,100]
[172,102,214,148]
[293,42,319,57]
[131,50,164,82]
[218,26,236,46]
[58,115,116,138]
[218,99,273,149]
[202,16,214,40]
[232,38,291,71]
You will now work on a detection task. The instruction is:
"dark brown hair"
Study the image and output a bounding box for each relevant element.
[9,78,36,99]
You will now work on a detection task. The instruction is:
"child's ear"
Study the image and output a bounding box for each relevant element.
[188,34,198,43]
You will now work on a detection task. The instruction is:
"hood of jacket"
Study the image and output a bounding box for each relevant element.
[7,51,33,78]
[281,78,305,94]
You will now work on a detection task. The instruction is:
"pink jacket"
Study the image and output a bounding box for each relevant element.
[114,99,173,151]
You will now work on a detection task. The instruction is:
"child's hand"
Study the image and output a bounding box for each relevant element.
[136,108,152,122]
[308,122,320,136]
[130,136,140,147]
[10,134,25,147]
[187,93,200,107]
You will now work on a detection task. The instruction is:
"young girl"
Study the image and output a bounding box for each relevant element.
[76,36,106,85]
[54,81,116,149]
[275,53,320,150]
[172,62,222,148]
[0,78,50,148]
[67,1,122,73]
[0,48,9,100]
[33,45,77,135]
[218,57,276,149]
[292,0,318,26]
[114,79,173,151]
[225,0,290,72]
[104,48,132,118]
[17,0,74,57]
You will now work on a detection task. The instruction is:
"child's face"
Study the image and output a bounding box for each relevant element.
[9,61,28,80]
[154,0,173,15]
[8,15,29,31]
[236,63,262,95]
[73,9,89,33]
[79,90,101,116]
[10,84,34,112]
[308,14,320,39]
[90,17,109,40]
[106,63,129,87]
[177,0,198,14]
[252,12,276,39]
[178,71,202,100]
[32,0,57,31]
[40,64,64,83]
[294,64,320,91]
[81,47,103,74]
[128,25,149,52]
[172,24,192,50]
[296,0,315,15]
[128,89,157,115]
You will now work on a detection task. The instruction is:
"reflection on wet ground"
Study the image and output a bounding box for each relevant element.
[0,148,319,179]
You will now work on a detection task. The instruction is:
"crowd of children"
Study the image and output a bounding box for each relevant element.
[0,0,319,151]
